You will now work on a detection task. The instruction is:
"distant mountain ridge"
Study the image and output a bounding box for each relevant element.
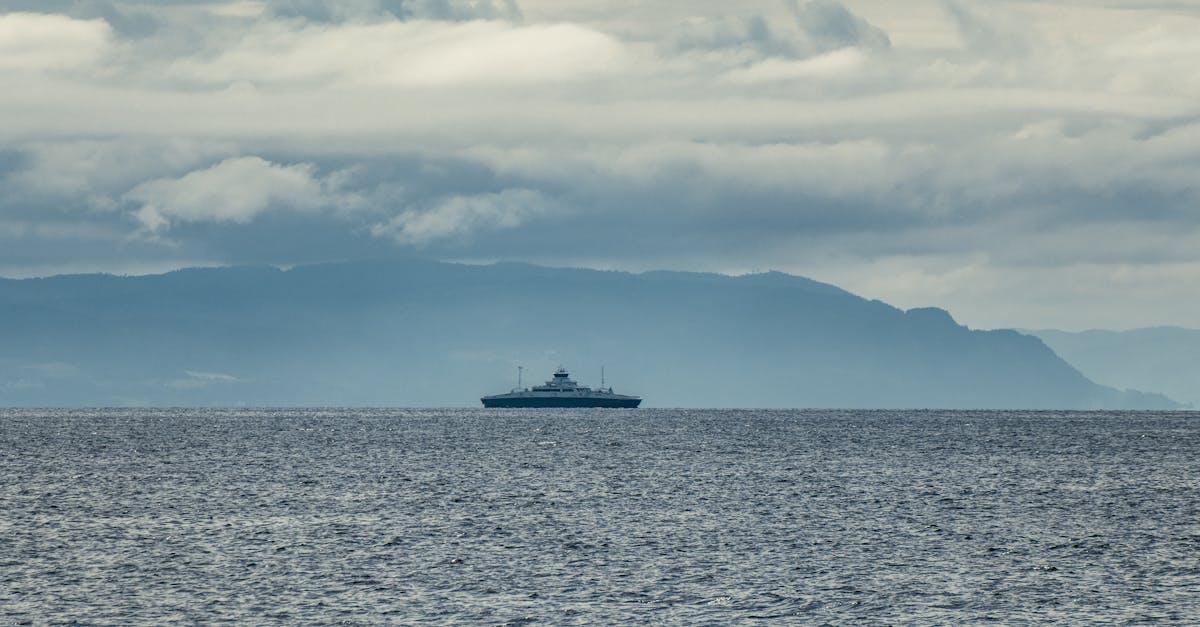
[0,258,1180,408]
[1029,327,1200,408]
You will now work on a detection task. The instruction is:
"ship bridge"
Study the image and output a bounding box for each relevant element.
[533,368,588,391]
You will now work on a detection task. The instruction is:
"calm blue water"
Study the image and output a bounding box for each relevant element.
[1,409,1198,624]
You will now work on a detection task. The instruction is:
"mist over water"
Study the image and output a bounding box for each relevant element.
[2,409,1198,623]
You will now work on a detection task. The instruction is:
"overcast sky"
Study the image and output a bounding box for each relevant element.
[1,0,1198,330]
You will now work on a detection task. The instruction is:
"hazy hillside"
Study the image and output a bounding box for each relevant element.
[0,259,1178,408]
[1030,328,1200,408]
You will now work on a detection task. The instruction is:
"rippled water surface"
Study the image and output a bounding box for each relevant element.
[2,409,1198,624]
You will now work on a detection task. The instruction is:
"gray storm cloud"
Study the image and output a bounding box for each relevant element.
[0,0,1199,329]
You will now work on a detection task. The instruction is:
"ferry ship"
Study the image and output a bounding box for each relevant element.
[481,367,641,408]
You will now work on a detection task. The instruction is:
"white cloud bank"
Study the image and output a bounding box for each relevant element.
[124,157,344,232]
[170,20,627,87]
[372,188,552,245]
[0,12,112,72]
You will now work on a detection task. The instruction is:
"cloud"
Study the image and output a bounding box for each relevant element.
[267,0,523,23]
[184,370,243,382]
[166,370,248,389]
[0,12,112,72]
[668,14,798,59]
[666,1,888,65]
[2,1,1200,328]
[9,138,236,201]
[123,156,350,232]
[786,0,890,53]
[942,0,1026,55]
[22,362,80,378]
[164,18,624,88]
[722,47,869,83]
[371,188,552,245]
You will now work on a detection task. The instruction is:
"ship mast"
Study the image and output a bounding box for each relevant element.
[518,365,523,390]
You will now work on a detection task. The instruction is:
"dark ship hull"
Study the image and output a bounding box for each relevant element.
[481,395,641,408]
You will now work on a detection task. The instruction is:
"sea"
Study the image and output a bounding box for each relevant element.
[1,408,1197,625]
